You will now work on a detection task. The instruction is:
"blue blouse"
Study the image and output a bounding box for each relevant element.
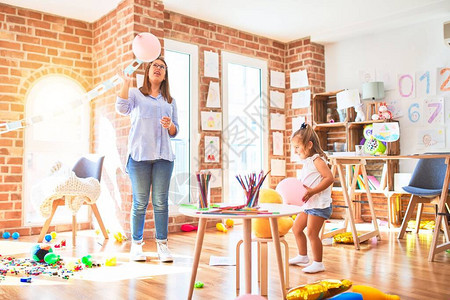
[116,88,179,162]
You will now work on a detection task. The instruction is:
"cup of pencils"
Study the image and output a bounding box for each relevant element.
[196,171,211,209]
[235,170,269,208]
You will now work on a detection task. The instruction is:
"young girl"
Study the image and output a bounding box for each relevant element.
[289,123,334,273]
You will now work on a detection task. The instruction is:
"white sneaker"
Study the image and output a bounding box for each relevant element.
[130,242,146,262]
[156,240,173,263]
[289,254,309,265]
[302,261,325,273]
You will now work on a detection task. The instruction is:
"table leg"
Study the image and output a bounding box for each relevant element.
[337,163,360,250]
[428,158,450,262]
[243,219,252,295]
[188,218,207,299]
[361,163,381,240]
[269,218,287,299]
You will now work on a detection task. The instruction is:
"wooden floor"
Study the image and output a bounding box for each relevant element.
[1,223,449,300]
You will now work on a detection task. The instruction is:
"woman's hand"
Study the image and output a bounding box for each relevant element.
[118,70,132,85]
[160,116,173,129]
[302,184,315,203]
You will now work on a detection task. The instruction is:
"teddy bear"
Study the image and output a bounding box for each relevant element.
[371,102,392,120]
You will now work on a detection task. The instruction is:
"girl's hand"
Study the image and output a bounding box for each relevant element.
[160,116,173,129]
[117,69,132,85]
[302,184,315,202]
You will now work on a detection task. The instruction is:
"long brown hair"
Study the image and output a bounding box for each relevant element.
[291,123,327,159]
[139,56,172,103]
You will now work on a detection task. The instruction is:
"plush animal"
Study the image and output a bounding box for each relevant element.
[371,102,392,120]
[354,103,366,122]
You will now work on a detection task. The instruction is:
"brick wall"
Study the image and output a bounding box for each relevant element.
[0,3,93,236]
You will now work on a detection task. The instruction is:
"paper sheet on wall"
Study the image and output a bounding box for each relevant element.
[270,113,285,130]
[359,69,375,83]
[206,81,221,108]
[292,90,311,109]
[270,90,285,108]
[417,127,446,149]
[136,74,144,88]
[272,132,284,156]
[376,70,395,91]
[271,159,286,177]
[270,70,285,88]
[424,97,444,125]
[292,116,306,132]
[397,73,415,99]
[290,69,309,89]
[204,169,222,188]
[204,51,219,78]
[205,136,220,163]
[438,67,450,93]
[201,111,222,131]
[416,70,437,97]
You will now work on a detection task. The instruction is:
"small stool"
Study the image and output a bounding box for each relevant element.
[236,236,289,296]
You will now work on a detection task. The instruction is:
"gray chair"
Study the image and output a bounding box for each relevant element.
[38,155,109,246]
[398,154,450,239]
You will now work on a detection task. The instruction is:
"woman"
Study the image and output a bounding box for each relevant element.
[116,57,179,262]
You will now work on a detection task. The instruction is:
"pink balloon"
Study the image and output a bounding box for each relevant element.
[235,295,266,300]
[132,32,161,62]
[275,177,306,206]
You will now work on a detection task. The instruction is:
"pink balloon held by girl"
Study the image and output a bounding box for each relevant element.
[288,122,334,274]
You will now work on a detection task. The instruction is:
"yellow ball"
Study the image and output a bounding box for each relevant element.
[259,188,283,204]
[225,219,234,227]
[50,231,57,239]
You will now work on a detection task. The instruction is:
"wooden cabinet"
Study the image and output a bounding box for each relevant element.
[312,90,400,190]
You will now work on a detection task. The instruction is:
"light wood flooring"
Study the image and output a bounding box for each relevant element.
[0,223,449,300]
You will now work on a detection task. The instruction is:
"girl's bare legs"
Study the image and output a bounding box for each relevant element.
[302,214,326,273]
[289,212,310,265]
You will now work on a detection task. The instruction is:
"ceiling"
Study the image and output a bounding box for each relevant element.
[1,0,449,43]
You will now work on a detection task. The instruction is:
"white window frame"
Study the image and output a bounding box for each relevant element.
[164,39,199,210]
[221,51,269,203]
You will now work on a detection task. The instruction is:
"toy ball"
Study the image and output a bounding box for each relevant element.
[12,232,19,239]
[235,295,266,300]
[31,245,53,262]
[2,232,11,239]
[132,32,161,62]
[105,257,117,266]
[276,178,306,206]
[329,292,363,299]
[44,252,60,265]
[194,281,204,288]
[81,255,93,267]
[44,234,52,242]
[225,219,234,227]
[50,231,57,239]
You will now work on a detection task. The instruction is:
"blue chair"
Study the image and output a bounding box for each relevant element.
[38,155,108,246]
[398,154,450,239]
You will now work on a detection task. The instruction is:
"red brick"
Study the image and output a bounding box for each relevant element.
[27,53,50,63]
[0,41,21,50]
[35,29,57,39]
[27,19,51,29]
[6,15,25,25]
[59,33,79,43]
[22,44,46,54]
[0,220,21,228]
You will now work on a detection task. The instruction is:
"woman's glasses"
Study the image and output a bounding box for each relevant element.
[152,63,166,70]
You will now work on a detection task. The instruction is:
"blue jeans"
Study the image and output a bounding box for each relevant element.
[304,205,333,220]
[127,156,174,241]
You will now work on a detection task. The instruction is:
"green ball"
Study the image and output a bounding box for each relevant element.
[194,281,204,288]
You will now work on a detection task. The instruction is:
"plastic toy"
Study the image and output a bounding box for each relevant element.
[44,234,52,242]
[105,257,117,266]
[11,232,19,239]
[276,178,306,206]
[20,277,32,283]
[354,103,366,122]
[132,32,161,62]
[371,103,393,121]
[31,245,53,262]
[50,231,57,239]
[44,252,60,265]
[225,219,234,227]
[113,232,127,242]
[329,292,363,299]
[362,124,386,155]
[286,279,352,300]
[2,232,10,239]
[216,223,227,233]
[180,224,198,232]
[81,255,93,267]
[194,281,204,288]
[352,285,399,300]
[333,232,356,244]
